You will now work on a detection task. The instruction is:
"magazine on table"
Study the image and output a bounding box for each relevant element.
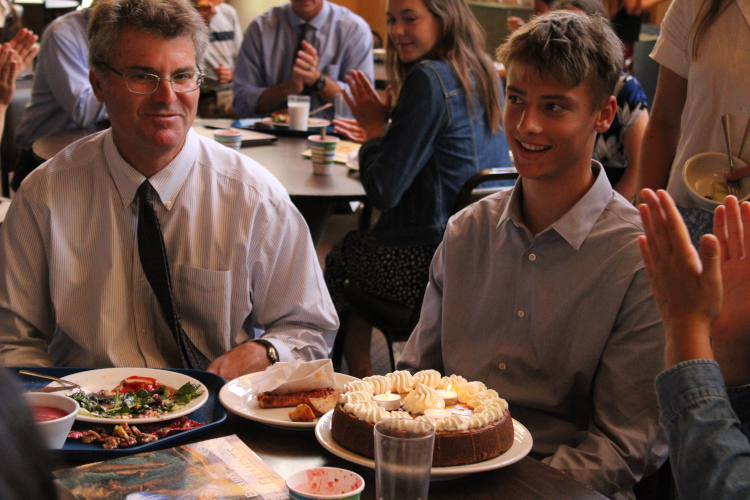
[54,434,287,500]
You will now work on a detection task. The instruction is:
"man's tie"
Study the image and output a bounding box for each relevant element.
[137,181,210,370]
[296,23,314,95]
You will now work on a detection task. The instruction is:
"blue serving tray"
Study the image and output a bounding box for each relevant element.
[13,367,227,462]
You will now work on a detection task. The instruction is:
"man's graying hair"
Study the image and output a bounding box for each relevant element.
[88,0,209,75]
[496,11,623,111]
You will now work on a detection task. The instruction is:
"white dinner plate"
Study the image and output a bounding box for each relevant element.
[219,372,357,430]
[315,412,533,481]
[46,368,209,424]
[260,117,331,129]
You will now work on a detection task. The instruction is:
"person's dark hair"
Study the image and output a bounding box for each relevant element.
[692,0,731,59]
[552,0,609,19]
[0,1,21,45]
[496,11,623,111]
[385,0,502,133]
[88,0,209,76]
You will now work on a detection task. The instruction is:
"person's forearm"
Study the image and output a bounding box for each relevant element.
[254,81,302,115]
[314,76,341,104]
[638,118,679,198]
[636,67,686,203]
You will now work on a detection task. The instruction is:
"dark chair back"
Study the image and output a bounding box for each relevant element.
[331,167,518,372]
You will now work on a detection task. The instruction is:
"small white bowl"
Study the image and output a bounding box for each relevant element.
[683,152,750,211]
[286,467,365,500]
[24,392,79,449]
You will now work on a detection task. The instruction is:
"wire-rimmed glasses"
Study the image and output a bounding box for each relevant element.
[97,62,203,94]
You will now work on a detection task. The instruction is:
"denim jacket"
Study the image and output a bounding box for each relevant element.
[358,59,512,247]
[655,359,750,499]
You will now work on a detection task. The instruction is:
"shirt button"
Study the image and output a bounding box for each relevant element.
[498,362,507,370]
[140,277,147,283]
[517,310,525,318]
[141,328,148,334]
[742,106,748,114]
[528,253,536,261]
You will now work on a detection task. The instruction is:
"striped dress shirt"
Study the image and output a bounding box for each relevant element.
[0,129,339,368]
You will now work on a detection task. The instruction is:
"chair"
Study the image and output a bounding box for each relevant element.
[632,39,659,109]
[331,168,519,372]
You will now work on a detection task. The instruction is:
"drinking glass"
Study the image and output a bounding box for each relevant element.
[374,419,435,500]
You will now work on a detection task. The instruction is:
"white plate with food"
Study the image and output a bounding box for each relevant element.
[46,368,208,424]
[260,115,331,129]
[314,412,533,481]
[219,372,357,430]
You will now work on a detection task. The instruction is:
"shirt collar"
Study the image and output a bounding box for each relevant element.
[105,128,199,210]
[497,161,613,249]
[287,1,331,31]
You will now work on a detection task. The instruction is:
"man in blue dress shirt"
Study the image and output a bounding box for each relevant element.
[232,0,373,120]
[12,8,108,191]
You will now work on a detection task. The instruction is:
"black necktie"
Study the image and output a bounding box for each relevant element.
[296,23,314,95]
[137,181,210,370]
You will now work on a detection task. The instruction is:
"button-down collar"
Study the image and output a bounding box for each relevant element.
[497,161,613,250]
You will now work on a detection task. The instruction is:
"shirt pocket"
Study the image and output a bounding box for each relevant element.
[174,265,232,349]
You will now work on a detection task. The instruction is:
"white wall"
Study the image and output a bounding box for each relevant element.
[227,0,286,32]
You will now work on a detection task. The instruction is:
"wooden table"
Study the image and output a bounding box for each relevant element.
[31,120,368,244]
[54,412,606,500]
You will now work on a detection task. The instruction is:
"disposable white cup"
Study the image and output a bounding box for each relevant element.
[213,129,242,150]
[308,135,339,175]
[288,95,311,131]
[374,419,435,500]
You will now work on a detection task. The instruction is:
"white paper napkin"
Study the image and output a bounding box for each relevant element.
[249,359,336,396]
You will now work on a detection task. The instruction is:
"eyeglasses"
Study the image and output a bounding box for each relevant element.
[98,62,203,94]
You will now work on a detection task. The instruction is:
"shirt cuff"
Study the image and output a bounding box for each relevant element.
[655,359,728,424]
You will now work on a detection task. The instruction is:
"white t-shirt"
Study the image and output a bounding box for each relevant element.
[651,0,750,206]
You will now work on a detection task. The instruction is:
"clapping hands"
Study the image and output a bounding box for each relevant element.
[638,189,750,385]
[0,29,38,107]
[338,69,391,142]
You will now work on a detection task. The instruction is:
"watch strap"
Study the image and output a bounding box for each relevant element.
[312,73,326,92]
[253,339,279,364]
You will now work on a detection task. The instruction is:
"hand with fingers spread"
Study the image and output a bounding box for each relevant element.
[637,188,722,368]
[332,117,366,143]
[707,196,750,385]
[8,28,38,80]
[343,69,391,141]
[0,44,18,108]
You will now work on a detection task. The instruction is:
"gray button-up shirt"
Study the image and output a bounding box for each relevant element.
[399,164,667,499]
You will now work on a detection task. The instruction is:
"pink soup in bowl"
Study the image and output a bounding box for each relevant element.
[24,392,79,448]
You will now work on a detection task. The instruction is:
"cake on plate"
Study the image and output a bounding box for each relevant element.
[330,370,514,467]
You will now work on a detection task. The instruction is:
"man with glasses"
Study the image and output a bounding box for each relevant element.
[0,0,338,381]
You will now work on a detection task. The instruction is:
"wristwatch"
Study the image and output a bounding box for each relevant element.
[253,339,279,364]
[311,73,326,92]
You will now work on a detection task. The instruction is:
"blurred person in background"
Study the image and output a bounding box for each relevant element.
[554,0,649,201]
[12,5,108,191]
[638,0,750,247]
[327,0,512,378]
[193,0,242,118]
[233,0,373,120]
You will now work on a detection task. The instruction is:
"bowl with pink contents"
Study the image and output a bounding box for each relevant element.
[286,467,365,500]
[25,392,79,449]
